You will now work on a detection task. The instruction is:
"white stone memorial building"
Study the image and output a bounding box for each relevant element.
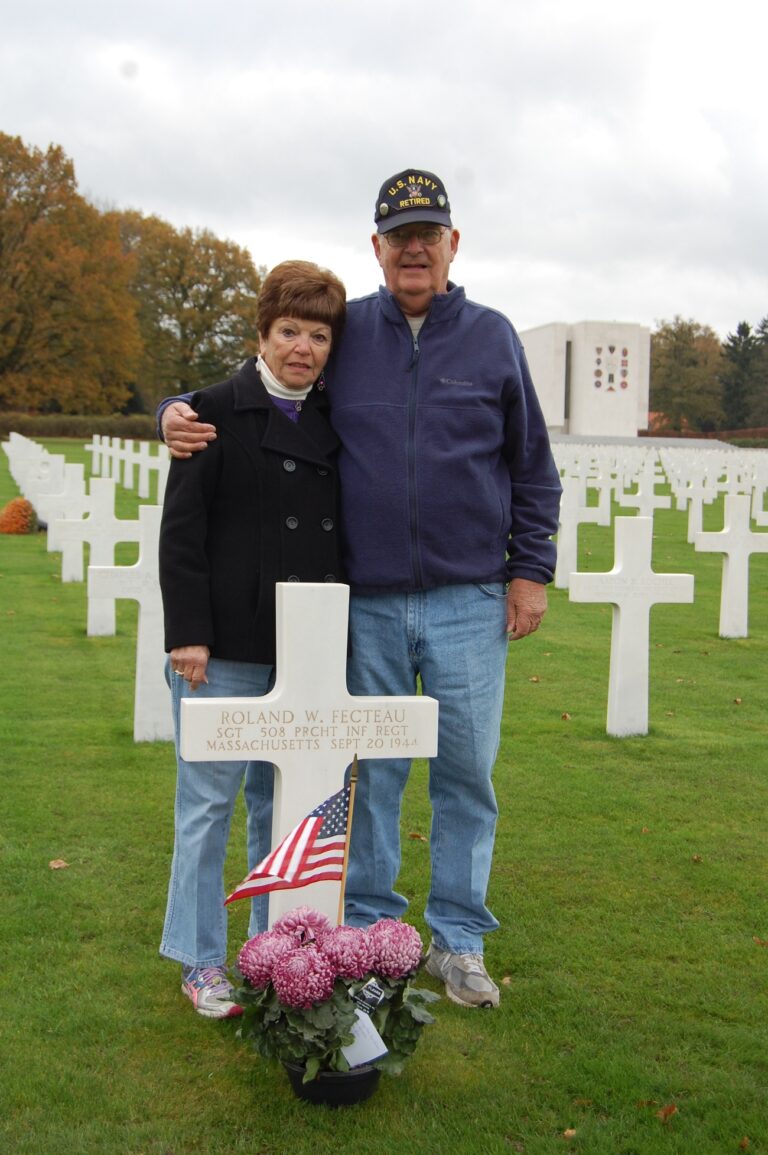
[520,321,651,438]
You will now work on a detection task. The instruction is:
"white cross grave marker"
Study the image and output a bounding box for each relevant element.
[615,456,672,519]
[88,504,172,741]
[52,478,121,585]
[180,582,439,927]
[555,475,611,589]
[569,517,695,737]
[694,494,768,638]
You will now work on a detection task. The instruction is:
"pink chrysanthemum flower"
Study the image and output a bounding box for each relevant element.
[367,919,423,978]
[271,906,332,946]
[238,931,294,989]
[320,925,376,980]
[272,946,336,1009]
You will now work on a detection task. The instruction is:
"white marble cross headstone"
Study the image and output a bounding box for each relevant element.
[694,494,768,638]
[555,475,612,590]
[180,582,439,927]
[87,504,172,741]
[51,478,120,585]
[615,456,672,519]
[569,517,695,737]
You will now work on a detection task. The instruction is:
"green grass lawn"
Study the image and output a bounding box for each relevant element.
[1,439,767,1154]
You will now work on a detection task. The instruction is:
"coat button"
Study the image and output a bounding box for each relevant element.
[286,516,299,530]
[287,575,300,582]
[283,459,296,472]
[323,574,336,582]
[316,466,328,476]
[321,518,334,531]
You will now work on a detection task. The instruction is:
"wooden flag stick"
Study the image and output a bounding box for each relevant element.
[337,755,359,926]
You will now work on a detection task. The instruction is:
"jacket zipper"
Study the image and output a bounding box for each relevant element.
[408,331,424,589]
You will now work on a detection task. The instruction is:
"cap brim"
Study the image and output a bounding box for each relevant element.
[377,210,452,234]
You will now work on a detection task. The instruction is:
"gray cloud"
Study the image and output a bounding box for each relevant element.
[2,0,766,337]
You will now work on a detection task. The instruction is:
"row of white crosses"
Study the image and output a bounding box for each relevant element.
[85,434,171,502]
[4,434,171,742]
[6,433,767,746]
[551,440,768,736]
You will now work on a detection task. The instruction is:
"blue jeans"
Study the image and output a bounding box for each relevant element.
[344,584,509,954]
[160,657,275,968]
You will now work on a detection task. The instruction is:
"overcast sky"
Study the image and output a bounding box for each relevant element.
[2,0,766,338]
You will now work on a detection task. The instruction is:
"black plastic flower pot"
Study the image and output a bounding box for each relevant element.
[282,1061,381,1107]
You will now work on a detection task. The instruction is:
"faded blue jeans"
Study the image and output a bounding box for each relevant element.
[160,657,275,968]
[344,583,509,955]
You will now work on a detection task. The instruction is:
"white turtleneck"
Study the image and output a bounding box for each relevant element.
[256,355,314,402]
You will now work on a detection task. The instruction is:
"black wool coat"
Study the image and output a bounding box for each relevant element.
[159,359,343,665]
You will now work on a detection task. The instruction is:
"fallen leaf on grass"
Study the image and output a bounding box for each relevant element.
[733,698,743,705]
[49,859,69,870]
[752,937,768,948]
[691,854,703,863]
[561,712,571,721]
[501,975,512,986]
[407,832,428,842]
[563,1129,577,1140]
[739,1139,750,1150]
[529,675,540,683]
[572,1098,593,1107]
[656,1104,678,1124]
[641,826,651,834]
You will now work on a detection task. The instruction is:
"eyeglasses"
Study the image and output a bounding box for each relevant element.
[383,226,446,248]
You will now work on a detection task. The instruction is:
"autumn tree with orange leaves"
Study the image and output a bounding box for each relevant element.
[0,135,265,416]
[113,210,264,414]
[0,134,141,414]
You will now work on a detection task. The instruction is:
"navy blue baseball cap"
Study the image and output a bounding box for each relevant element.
[374,169,452,233]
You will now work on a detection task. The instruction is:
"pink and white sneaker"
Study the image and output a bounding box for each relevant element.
[181,966,243,1019]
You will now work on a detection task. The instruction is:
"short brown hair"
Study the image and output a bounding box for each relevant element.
[256,260,346,345]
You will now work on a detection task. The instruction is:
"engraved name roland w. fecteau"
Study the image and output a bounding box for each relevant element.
[209,705,418,754]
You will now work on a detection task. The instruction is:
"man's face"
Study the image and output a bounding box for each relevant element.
[372,223,460,316]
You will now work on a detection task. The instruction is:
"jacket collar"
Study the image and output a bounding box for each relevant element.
[231,358,339,464]
[377,281,465,326]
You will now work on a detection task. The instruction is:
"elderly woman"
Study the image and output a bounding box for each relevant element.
[158,260,346,1019]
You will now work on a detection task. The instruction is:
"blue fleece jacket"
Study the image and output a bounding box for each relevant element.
[158,282,561,592]
[325,284,561,592]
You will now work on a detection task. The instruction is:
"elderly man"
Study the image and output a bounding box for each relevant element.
[159,168,562,1008]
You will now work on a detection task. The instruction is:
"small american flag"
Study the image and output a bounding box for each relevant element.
[224,783,350,904]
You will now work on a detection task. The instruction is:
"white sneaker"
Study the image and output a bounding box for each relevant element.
[425,944,500,1008]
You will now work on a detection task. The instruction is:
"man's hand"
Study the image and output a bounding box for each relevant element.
[506,578,548,641]
[162,402,217,459]
[169,645,210,692]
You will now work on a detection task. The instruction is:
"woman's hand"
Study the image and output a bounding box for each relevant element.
[170,645,211,692]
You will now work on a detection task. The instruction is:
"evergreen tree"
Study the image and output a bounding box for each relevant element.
[720,321,758,429]
[750,316,768,426]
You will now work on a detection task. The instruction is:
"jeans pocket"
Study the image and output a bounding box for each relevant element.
[476,582,507,600]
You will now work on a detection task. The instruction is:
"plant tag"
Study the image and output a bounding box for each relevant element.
[353,979,385,1016]
[341,1008,388,1068]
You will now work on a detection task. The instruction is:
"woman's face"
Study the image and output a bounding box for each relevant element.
[259,316,333,390]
